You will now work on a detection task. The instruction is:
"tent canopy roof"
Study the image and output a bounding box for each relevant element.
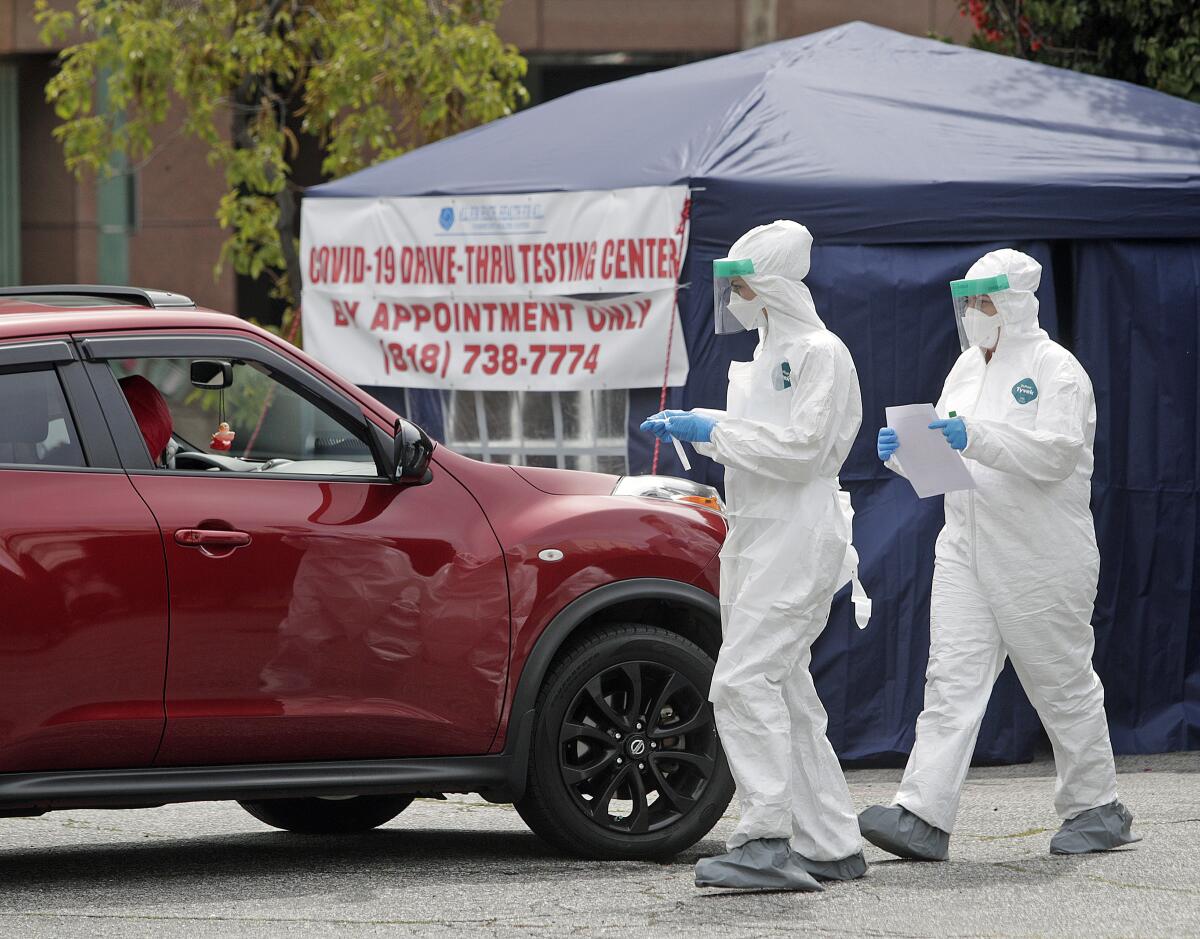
[310,22,1200,241]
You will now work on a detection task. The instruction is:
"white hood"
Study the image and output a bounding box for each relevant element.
[964,248,1048,347]
[726,220,825,347]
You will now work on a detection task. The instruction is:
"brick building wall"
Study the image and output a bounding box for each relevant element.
[1,0,971,310]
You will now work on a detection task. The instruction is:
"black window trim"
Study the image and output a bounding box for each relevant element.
[76,333,389,479]
[0,339,75,368]
[0,340,124,474]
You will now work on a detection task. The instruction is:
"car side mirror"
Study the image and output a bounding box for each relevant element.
[191,360,233,389]
[391,418,434,482]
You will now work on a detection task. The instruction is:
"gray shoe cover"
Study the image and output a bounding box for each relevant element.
[858,804,950,861]
[695,838,824,891]
[796,850,868,881]
[1050,800,1142,855]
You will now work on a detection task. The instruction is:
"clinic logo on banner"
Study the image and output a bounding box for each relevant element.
[1012,378,1038,404]
[438,207,455,231]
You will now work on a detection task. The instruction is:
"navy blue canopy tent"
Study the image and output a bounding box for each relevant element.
[309,22,1200,762]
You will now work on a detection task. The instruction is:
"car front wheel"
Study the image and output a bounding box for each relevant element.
[515,623,733,860]
[239,794,414,834]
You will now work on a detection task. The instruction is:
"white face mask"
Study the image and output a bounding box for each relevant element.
[964,306,1000,349]
[727,294,767,331]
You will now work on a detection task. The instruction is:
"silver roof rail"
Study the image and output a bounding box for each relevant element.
[0,285,197,309]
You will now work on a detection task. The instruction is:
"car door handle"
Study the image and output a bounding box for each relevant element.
[175,528,252,557]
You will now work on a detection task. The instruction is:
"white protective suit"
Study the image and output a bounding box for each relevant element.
[694,221,870,862]
[888,249,1119,833]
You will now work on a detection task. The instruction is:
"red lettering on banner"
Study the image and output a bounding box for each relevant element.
[517,244,532,282]
[637,298,652,328]
[434,303,452,333]
[332,299,358,326]
[500,302,521,332]
[584,242,597,280]
[600,240,615,279]
[529,244,542,284]
[627,242,644,280]
[584,298,655,332]
[462,303,481,332]
[310,245,367,284]
[370,302,389,330]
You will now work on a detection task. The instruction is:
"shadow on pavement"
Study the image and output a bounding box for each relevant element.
[0,826,711,910]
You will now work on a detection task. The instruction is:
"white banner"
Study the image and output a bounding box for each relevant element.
[301,186,689,298]
[302,289,689,391]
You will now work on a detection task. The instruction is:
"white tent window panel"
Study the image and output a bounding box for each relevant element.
[444,389,629,473]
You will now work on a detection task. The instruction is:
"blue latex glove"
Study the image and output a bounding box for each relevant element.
[640,419,672,440]
[929,417,968,451]
[877,427,899,462]
[664,411,718,443]
[640,409,688,440]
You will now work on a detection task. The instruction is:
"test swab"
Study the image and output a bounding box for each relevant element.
[672,436,692,471]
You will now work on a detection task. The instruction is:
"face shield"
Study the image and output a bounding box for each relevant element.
[713,257,765,335]
[950,273,1010,352]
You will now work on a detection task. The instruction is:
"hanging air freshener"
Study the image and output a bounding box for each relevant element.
[210,384,235,451]
[210,422,236,451]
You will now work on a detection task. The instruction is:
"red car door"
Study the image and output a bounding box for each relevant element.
[81,332,510,766]
[0,342,169,772]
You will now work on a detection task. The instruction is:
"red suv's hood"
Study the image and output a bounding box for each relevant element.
[511,465,618,496]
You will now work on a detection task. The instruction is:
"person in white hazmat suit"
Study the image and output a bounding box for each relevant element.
[861,248,1140,860]
[642,220,872,891]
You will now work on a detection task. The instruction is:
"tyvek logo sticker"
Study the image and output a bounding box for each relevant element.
[772,361,792,391]
[1012,378,1038,404]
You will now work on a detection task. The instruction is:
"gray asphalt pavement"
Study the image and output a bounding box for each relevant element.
[0,752,1196,937]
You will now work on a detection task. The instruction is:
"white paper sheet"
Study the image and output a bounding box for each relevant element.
[884,403,977,499]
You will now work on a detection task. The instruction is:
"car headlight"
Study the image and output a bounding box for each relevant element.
[612,475,726,514]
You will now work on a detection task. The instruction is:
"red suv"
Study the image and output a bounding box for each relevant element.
[0,285,732,859]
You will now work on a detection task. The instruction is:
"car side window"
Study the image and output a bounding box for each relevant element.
[0,368,86,469]
[108,357,381,477]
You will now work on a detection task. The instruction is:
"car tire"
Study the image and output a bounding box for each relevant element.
[238,794,414,834]
[515,623,733,860]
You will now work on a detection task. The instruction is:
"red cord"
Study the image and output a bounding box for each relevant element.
[651,196,691,475]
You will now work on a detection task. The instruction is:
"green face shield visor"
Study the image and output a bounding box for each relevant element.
[713,257,763,335]
[950,273,1010,351]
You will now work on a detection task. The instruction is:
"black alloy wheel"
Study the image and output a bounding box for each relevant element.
[516,624,733,859]
[560,659,717,834]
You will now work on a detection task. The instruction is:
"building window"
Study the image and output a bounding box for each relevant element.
[444,389,628,473]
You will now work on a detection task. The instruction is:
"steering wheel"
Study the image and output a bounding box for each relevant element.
[174,451,233,471]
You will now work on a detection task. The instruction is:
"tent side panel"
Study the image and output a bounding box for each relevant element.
[1073,240,1200,754]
